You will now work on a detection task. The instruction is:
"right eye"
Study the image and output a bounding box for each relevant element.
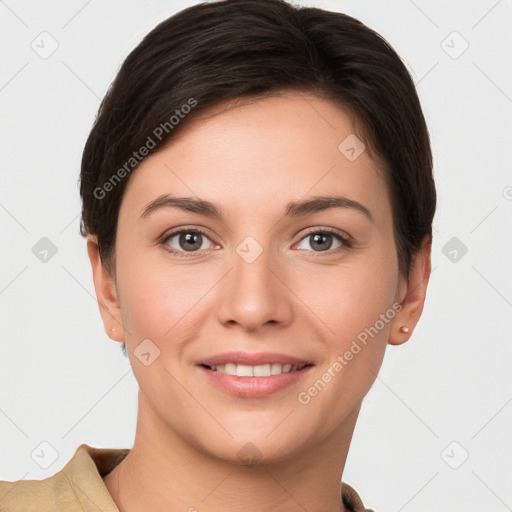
[162,228,218,257]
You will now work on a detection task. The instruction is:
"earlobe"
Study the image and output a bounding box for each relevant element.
[86,235,125,342]
[388,238,432,346]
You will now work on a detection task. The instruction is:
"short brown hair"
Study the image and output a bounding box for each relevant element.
[80,0,436,279]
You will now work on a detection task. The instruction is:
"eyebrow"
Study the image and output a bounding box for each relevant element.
[141,194,373,222]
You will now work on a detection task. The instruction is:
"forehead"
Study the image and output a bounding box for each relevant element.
[120,92,390,223]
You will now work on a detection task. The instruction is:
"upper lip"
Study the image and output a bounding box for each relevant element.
[197,351,313,368]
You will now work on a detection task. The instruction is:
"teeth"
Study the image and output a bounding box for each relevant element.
[208,363,300,377]
[271,363,282,375]
[236,364,253,377]
[253,364,270,376]
[224,363,236,375]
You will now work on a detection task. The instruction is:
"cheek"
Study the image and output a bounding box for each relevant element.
[298,256,398,344]
[116,253,217,348]
[292,264,397,424]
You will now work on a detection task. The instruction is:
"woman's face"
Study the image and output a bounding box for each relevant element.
[109,92,408,463]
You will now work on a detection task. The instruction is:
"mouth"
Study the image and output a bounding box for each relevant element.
[196,353,315,397]
[200,362,312,377]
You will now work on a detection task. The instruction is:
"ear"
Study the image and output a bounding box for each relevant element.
[86,235,125,342]
[388,237,432,346]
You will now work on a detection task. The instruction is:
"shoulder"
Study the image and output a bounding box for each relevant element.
[0,467,74,511]
[341,481,376,512]
[0,444,129,512]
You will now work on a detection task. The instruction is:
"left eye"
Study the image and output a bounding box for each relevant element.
[295,231,347,252]
[164,230,216,254]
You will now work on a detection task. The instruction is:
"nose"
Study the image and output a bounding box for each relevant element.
[216,240,294,332]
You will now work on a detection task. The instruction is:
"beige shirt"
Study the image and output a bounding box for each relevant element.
[0,444,373,511]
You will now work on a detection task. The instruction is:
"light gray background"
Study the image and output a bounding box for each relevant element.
[1,1,511,511]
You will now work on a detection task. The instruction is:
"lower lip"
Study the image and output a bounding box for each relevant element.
[198,365,314,398]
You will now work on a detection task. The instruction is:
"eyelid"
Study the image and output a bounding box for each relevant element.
[160,226,218,257]
[293,226,353,251]
[159,225,353,257]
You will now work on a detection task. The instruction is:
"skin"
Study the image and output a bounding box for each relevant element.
[87,92,431,512]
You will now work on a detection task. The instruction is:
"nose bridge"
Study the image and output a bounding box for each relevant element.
[216,234,292,330]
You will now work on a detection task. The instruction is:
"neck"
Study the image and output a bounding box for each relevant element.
[103,391,360,512]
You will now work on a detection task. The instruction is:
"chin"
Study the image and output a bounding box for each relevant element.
[192,423,312,466]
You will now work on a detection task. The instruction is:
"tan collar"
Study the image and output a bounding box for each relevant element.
[0,444,371,512]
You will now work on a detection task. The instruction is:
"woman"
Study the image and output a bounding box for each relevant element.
[0,0,435,510]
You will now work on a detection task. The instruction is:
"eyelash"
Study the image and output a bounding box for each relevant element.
[160,226,353,258]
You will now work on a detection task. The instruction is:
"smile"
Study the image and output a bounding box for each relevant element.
[203,362,310,377]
